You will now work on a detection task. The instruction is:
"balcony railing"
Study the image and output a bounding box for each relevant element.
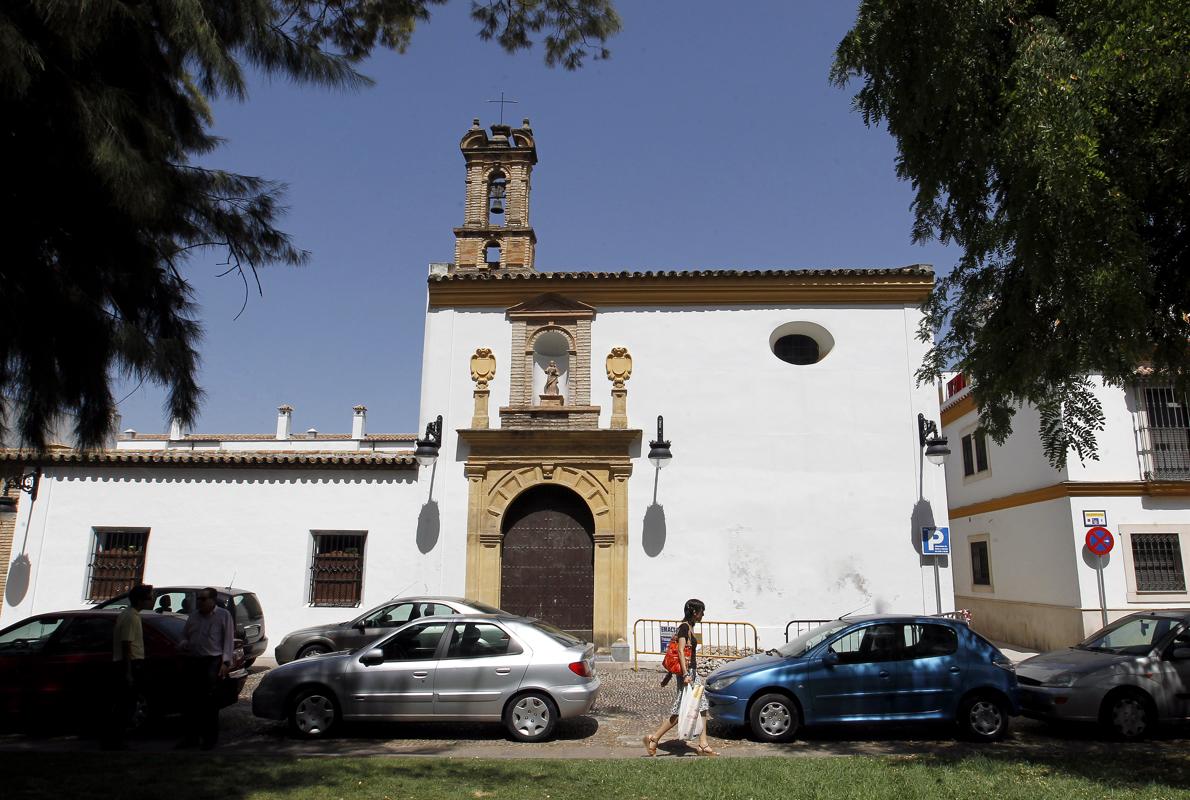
[1135,384,1190,481]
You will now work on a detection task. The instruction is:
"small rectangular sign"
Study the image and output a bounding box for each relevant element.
[921,526,950,556]
[659,623,677,652]
[1083,510,1108,527]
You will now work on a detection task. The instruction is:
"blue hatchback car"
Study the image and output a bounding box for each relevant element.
[705,615,1020,742]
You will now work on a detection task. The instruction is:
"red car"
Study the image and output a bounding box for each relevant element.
[0,610,247,730]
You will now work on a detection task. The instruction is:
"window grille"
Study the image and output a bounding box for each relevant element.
[310,532,365,606]
[1136,384,1190,480]
[87,529,149,603]
[1131,533,1185,593]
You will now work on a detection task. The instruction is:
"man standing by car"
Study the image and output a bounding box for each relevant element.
[179,587,234,749]
[108,583,153,749]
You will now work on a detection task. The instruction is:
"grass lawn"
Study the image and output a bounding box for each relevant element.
[5,752,1189,799]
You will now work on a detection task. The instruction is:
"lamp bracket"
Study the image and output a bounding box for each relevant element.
[917,413,940,447]
[648,415,670,449]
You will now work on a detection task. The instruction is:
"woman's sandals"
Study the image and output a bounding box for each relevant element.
[694,744,719,757]
[642,735,659,756]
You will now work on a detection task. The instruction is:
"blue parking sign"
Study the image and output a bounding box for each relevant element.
[922,526,950,556]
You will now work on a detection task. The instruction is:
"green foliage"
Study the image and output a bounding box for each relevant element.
[833,1,1189,468]
[0,1,620,449]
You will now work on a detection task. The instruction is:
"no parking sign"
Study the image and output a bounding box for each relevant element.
[1085,526,1115,556]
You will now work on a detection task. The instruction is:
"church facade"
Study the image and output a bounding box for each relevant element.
[0,120,953,653]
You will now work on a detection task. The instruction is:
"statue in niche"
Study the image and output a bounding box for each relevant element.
[543,361,561,396]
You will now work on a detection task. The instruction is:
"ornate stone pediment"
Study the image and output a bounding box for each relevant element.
[506,293,596,320]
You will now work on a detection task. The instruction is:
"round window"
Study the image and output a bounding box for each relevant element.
[773,335,819,365]
[769,321,834,365]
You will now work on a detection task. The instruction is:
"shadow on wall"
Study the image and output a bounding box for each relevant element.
[5,553,30,606]
[642,503,666,557]
[416,500,440,554]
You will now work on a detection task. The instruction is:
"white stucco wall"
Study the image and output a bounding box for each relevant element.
[421,300,952,648]
[0,466,435,655]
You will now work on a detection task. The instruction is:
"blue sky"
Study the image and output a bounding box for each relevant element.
[113,1,962,437]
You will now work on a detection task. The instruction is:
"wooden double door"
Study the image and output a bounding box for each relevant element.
[500,485,594,642]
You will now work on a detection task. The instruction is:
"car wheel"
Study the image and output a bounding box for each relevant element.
[748,693,799,742]
[288,689,339,739]
[504,691,559,742]
[1103,690,1154,741]
[297,643,331,660]
[958,692,1010,742]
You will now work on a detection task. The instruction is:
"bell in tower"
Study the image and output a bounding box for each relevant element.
[453,118,537,273]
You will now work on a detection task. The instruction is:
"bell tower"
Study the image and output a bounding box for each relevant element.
[453,118,538,272]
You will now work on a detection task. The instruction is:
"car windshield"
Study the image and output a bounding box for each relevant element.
[776,621,850,657]
[1076,615,1179,655]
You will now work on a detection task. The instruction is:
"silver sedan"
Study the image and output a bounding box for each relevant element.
[1016,610,1190,739]
[252,613,600,741]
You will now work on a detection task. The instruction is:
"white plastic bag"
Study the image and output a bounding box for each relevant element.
[675,682,705,740]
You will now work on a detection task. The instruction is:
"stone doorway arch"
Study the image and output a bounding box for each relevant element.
[458,430,637,650]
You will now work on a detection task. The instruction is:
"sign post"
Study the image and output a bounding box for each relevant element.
[921,526,950,614]
[1085,526,1115,627]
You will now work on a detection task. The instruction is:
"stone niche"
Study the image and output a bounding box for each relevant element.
[501,294,600,430]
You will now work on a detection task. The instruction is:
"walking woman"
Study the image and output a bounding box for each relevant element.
[643,598,718,756]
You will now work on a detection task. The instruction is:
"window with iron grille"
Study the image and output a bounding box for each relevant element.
[1130,533,1186,593]
[1138,385,1190,480]
[310,531,366,607]
[87,529,149,603]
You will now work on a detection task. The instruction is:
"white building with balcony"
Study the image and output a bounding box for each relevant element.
[941,373,1190,651]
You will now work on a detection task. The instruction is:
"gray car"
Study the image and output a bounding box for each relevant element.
[1016,610,1190,739]
[273,596,502,664]
[253,613,600,741]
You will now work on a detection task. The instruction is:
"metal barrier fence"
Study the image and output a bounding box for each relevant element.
[632,618,759,672]
[935,609,973,624]
[784,619,833,642]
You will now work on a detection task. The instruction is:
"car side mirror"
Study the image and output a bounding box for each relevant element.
[1173,647,1190,660]
[360,648,384,666]
[823,650,839,667]
[354,621,367,632]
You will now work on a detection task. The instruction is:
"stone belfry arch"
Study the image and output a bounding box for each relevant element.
[454,118,537,272]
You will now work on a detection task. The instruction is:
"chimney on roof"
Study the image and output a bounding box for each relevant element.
[276,405,293,440]
[352,405,367,440]
[168,418,184,441]
[306,427,318,439]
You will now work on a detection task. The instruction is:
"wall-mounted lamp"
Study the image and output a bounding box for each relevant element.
[647,415,672,469]
[917,413,950,466]
[1,469,40,509]
[414,415,443,467]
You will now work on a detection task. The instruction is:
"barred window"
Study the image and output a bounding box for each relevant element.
[1131,533,1186,593]
[87,529,149,603]
[310,531,366,607]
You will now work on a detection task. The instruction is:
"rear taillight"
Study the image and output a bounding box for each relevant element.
[568,660,593,677]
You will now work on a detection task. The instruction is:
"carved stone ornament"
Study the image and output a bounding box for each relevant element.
[470,348,497,389]
[605,347,633,389]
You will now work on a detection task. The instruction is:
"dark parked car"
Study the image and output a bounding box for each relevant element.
[274,596,503,664]
[97,586,267,666]
[0,610,247,730]
[1016,610,1190,739]
[255,613,599,741]
[705,615,1020,742]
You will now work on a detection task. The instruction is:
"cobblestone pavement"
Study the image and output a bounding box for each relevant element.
[2,663,1187,759]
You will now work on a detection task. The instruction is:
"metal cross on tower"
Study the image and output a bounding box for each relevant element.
[487,92,518,125]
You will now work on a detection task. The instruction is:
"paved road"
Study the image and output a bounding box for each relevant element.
[1,663,1186,759]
